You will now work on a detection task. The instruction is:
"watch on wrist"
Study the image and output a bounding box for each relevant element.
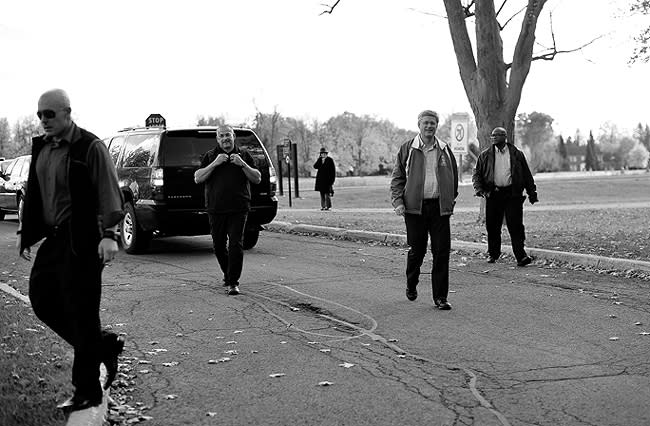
[102,229,120,243]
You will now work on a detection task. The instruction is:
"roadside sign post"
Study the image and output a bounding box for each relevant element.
[450,112,470,181]
[284,139,292,207]
[276,146,284,196]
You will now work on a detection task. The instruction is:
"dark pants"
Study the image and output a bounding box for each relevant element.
[29,231,107,400]
[404,199,451,301]
[209,211,248,286]
[486,189,528,261]
[319,191,332,209]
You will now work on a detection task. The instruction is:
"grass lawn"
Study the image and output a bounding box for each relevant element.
[0,296,70,425]
[276,173,650,261]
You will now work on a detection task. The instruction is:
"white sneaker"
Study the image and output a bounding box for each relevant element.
[228,285,240,295]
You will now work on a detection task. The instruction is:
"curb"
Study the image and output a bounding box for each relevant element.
[265,221,650,274]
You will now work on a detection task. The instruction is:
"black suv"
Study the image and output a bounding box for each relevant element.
[103,124,278,253]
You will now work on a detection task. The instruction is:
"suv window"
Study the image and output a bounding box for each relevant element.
[122,134,158,167]
[160,130,217,167]
[108,136,126,164]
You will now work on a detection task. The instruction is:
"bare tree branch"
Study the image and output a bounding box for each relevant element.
[501,5,527,30]
[505,11,605,70]
[320,0,341,15]
[495,0,508,17]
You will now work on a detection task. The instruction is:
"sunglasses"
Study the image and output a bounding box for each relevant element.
[36,109,58,119]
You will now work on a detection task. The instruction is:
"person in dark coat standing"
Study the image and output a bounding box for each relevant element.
[472,126,538,266]
[313,147,336,210]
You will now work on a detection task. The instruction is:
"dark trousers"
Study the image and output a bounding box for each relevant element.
[404,199,451,301]
[29,232,106,399]
[319,191,332,209]
[486,189,527,261]
[209,211,248,286]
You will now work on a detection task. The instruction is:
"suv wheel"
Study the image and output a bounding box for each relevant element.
[121,202,152,254]
[0,210,5,221]
[243,227,260,250]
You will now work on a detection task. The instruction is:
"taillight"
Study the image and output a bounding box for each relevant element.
[151,168,164,187]
[269,165,277,195]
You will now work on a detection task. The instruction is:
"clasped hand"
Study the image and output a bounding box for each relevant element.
[215,153,244,167]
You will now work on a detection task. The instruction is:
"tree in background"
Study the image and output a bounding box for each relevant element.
[516,111,557,171]
[196,115,227,127]
[633,122,650,151]
[626,141,650,169]
[11,117,40,157]
[585,131,600,171]
[0,118,11,158]
[630,0,650,63]
[557,135,569,171]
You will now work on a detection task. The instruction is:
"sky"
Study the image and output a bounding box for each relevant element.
[1,0,647,140]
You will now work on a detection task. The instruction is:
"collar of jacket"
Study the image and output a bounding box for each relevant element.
[412,134,447,151]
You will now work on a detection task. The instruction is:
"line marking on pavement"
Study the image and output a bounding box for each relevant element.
[256,279,510,426]
[0,281,30,305]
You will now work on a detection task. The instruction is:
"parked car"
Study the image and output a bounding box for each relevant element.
[103,121,278,254]
[0,158,13,176]
[0,155,30,221]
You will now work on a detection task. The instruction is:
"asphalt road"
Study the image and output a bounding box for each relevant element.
[1,220,650,425]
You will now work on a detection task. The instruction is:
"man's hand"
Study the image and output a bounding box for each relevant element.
[98,239,119,264]
[215,153,230,166]
[229,154,245,167]
[529,193,539,205]
[394,205,405,216]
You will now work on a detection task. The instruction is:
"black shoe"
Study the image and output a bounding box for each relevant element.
[102,333,125,390]
[228,285,240,295]
[434,299,452,310]
[517,256,532,267]
[57,394,102,411]
[406,287,417,301]
[487,256,497,263]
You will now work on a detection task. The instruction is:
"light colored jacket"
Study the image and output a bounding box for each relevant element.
[390,136,458,216]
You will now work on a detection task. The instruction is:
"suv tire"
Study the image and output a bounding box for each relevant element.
[121,202,152,254]
[0,210,5,221]
[243,227,260,250]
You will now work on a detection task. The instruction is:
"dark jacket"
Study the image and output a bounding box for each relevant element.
[21,126,124,255]
[199,145,257,214]
[472,143,537,199]
[390,136,458,216]
[314,156,336,192]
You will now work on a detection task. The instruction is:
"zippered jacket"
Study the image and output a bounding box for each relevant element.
[472,143,537,199]
[390,136,458,216]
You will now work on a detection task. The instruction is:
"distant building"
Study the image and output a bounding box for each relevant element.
[565,141,586,171]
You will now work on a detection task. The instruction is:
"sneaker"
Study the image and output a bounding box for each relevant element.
[228,285,240,295]
[517,256,532,267]
[487,256,497,263]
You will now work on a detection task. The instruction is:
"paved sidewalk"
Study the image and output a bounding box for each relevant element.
[266,221,650,274]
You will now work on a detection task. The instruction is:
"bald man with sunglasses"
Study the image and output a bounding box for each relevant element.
[18,89,125,412]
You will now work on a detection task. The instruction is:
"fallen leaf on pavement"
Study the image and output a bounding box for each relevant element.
[208,357,231,364]
[320,349,331,353]
[165,395,178,400]
[162,362,179,367]
[269,373,285,378]
[609,337,619,341]
[317,381,333,386]
[339,362,355,368]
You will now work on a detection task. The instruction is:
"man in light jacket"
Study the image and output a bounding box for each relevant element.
[390,110,458,310]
